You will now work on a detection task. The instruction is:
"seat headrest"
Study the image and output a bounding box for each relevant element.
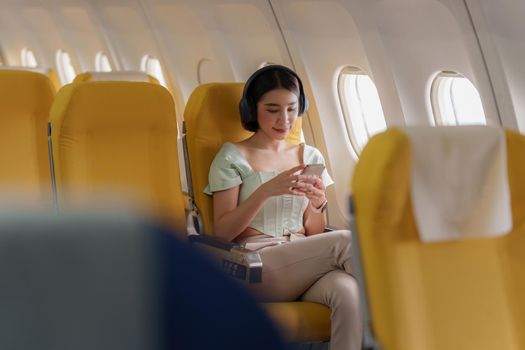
[0,70,55,108]
[74,71,159,84]
[1,67,60,92]
[353,126,516,243]
[185,83,302,146]
[51,81,174,130]
[0,66,47,74]
[405,126,511,242]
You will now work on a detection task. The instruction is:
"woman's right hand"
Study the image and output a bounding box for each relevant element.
[259,164,305,197]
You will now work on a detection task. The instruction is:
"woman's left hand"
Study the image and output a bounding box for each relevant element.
[294,175,326,208]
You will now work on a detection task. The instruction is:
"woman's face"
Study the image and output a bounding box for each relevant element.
[256,88,299,140]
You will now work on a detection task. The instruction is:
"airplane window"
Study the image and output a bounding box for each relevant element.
[21,48,38,68]
[95,52,112,72]
[431,72,486,126]
[56,50,77,84]
[338,66,387,155]
[140,55,168,88]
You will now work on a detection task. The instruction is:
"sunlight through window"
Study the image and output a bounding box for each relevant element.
[56,50,77,84]
[21,48,38,68]
[431,72,486,126]
[95,52,112,72]
[140,55,167,88]
[338,67,387,155]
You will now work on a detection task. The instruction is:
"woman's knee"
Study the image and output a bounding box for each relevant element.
[326,230,353,260]
[333,229,352,242]
[329,273,360,309]
[326,229,352,246]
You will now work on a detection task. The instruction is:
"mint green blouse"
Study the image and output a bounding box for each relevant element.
[204,142,334,237]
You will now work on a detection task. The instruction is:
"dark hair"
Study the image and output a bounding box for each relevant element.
[239,65,308,132]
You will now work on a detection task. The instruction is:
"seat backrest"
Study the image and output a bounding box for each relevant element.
[184,83,303,234]
[49,81,185,232]
[74,71,159,84]
[351,127,525,350]
[0,69,55,205]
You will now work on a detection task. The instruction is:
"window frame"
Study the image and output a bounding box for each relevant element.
[337,66,387,156]
[430,71,487,126]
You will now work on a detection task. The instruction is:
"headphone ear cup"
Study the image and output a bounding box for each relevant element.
[239,97,250,121]
[247,95,257,121]
[300,94,309,115]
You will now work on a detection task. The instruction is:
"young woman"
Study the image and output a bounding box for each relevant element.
[204,65,362,350]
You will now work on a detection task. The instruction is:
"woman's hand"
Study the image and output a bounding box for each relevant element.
[294,174,326,208]
[259,164,306,197]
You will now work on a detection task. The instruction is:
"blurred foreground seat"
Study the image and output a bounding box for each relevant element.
[351,127,525,350]
[0,209,287,350]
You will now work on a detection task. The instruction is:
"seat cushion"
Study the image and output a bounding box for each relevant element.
[262,301,331,342]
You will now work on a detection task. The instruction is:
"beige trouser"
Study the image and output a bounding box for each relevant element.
[239,230,363,350]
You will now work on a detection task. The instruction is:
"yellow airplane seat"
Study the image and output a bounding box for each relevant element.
[73,71,160,84]
[46,68,61,92]
[183,83,331,344]
[184,82,302,234]
[351,127,525,350]
[0,69,55,206]
[48,81,185,233]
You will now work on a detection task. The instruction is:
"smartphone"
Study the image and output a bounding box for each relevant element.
[301,164,325,177]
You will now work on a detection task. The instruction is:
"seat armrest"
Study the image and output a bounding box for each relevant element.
[189,234,263,284]
[188,234,241,251]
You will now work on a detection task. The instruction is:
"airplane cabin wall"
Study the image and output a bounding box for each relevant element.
[0,9,33,66]
[372,0,502,126]
[468,0,525,132]
[55,4,117,72]
[269,0,400,227]
[268,0,512,226]
[136,0,234,103]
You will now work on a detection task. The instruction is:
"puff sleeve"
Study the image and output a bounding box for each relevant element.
[203,144,244,195]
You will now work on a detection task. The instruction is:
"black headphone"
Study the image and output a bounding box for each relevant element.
[239,65,308,123]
